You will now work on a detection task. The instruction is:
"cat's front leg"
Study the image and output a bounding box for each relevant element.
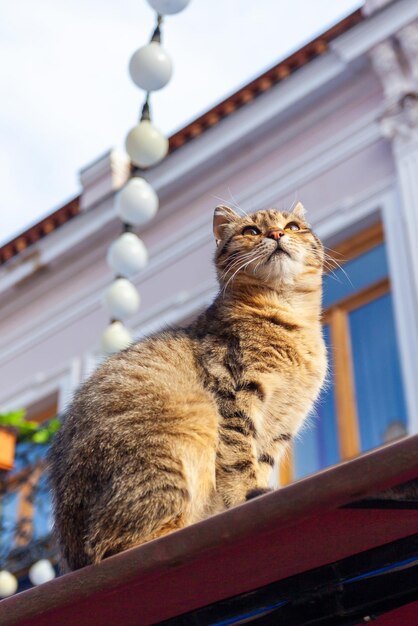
[257,432,292,487]
[215,396,266,507]
[216,422,260,507]
[240,433,292,501]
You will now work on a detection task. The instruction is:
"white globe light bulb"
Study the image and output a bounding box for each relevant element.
[116,177,159,227]
[28,560,56,586]
[104,278,141,319]
[107,233,148,278]
[125,120,168,168]
[147,0,190,14]
[0,570,18,597]
[101,321,133,354]
[129,42,173,91]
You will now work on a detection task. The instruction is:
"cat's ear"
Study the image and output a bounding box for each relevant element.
[213,205,239,242]
[291,202,307,220]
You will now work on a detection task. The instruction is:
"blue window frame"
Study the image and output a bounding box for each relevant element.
[293,229,407,480]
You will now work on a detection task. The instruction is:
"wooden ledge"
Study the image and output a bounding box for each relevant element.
[1,435,417,625]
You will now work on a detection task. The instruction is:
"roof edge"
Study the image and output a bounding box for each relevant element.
[0,8,363,268]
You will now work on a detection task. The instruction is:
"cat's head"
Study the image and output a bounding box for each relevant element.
[213,203,324,291]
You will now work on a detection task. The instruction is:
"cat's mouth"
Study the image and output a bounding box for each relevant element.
[269,243,291,261]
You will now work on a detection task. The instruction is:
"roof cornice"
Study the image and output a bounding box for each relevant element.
[166,9,363,153]
[0,9,363,267]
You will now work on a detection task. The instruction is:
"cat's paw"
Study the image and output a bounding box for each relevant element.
[245,487,273,501]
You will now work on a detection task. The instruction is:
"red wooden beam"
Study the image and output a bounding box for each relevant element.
[1,435,417,626]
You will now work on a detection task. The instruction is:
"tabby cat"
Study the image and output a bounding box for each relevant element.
[48,203,327,570]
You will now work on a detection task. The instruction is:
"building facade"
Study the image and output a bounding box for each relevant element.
[1,0,418,587]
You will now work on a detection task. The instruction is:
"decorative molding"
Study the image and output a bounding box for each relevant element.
[369,28,418,143]
[129,280,216,348]
[369,40,411,101]
[366,22,418,436]
[379,93,418,142]
[393,142,418,305]
[381,187,418,435]
[397,20,418,84]
[331,0,418,63]
[363,0,395,17]
[143,59,347,204]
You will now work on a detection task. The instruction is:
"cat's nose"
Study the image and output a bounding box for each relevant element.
[267,229,285,240]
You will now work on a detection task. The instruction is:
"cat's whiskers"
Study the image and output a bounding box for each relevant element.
[224,248,255,266]
[222,258,257,294]
[323,245,346,260]
[222,252,266,295]
[286,195,298,214]
[211,193,249,218]
[322,253,353,286]
[322,255,345,278]
[222,249,260,275]
[322,262,344,284]
[227,187,249,218]
[253,251,269,274]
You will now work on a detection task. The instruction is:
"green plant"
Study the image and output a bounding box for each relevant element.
[0,410,60,444]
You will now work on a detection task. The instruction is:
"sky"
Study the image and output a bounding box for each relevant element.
[1,0,362,246]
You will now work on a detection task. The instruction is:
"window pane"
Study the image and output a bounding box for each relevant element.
[323,243,388,309]
[294,325,340,478]
[0,489,18,557]
[32,472,53,539]
[349,292,408,452]
[13,442,45,473]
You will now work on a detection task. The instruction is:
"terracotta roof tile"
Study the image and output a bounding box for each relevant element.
[0,197,80,267]
[167,9,363,155]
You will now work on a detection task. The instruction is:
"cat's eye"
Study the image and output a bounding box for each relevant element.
[285,222,300,232]
[242,225,261,236]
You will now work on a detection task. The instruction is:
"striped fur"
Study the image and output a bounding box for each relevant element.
[48,204,327,570]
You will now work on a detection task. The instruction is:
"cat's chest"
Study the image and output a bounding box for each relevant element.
[246,330,327,437]
[244,325,326,381]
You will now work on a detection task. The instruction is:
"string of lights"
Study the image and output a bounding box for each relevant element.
[101,0,191,354]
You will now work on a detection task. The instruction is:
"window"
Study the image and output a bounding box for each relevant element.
[0,397,57,555]
[282,222,408,482]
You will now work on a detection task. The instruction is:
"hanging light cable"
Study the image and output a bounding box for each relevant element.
[101,1,191,355]
[125,95,169,169]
